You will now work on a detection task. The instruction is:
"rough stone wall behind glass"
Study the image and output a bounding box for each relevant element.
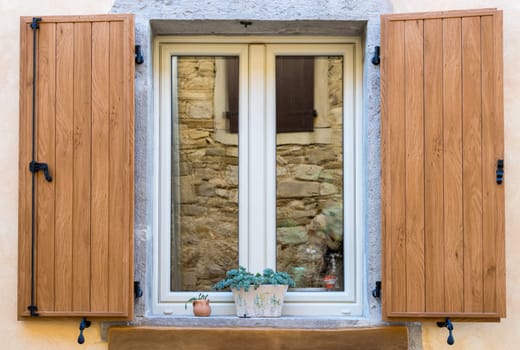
[174,56,344,290]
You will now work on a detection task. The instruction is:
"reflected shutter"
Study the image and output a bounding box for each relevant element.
[381,9,505,320]
[18,15,134,318]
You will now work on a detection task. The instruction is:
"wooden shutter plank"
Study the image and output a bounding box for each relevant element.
[18,19,34,318]
[423,18,445,313]
[72,22,92,312]
[108,21,129,313]
[493,11,506,317]
[481,15,496,314]
[462,16,484,313]
[54,22,74,312]
[36,22,56,311]
[442,17,464,314]
[91,21,110,312]
[386,20,407,313]
[404,19,425,312]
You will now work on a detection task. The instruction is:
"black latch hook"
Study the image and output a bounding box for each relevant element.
[77,317,91,345]
[29,161,52,182]
[437,318,455,346]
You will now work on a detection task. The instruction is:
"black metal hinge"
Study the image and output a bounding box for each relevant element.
[134,281,143,299]
[372,281,381,298]
[372,46,380,65]
[135,45,144,64]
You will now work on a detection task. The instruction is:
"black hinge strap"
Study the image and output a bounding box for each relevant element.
[496,159,504,185]
[27,16,42,317]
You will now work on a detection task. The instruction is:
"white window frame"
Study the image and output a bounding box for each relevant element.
[152,36,364,316]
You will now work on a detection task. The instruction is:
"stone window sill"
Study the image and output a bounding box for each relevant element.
[102,316,405,340]
[107,320,408,350]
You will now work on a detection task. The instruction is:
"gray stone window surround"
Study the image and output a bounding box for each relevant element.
[108,0,421,348]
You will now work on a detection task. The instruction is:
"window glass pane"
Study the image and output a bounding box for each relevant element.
[276,56,344,291]
[171,56,239,291]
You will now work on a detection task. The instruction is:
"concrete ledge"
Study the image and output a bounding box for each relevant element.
[108,326,408,350]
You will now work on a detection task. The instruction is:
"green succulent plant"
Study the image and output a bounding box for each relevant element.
[185,293,209,310]
[213,266,295,292]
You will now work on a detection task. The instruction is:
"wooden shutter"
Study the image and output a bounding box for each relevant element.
[276,56,315,133]
[381,9,505,320]
[226,56,239,133]
[18,15,134,318]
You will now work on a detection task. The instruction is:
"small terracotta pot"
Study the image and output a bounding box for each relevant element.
[192,299,211,317]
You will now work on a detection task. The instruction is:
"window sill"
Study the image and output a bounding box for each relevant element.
[101,315,405,341]
[107,321,408,350]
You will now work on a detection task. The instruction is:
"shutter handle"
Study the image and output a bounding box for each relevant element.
[77,317,91,345]
[29,161,52,182]
[496,159,504,184]
[437,318,455,346]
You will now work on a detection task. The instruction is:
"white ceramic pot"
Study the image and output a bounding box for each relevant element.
[231,285,288,317]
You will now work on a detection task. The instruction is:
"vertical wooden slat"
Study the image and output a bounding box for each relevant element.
[125,15,135,318]
[493,11,506,317]
[36,22,56,311]
[18,19,34,317]
[404,19,425,312]
[423,18,445,313]
[54,22,74,312]
[442,17,464,313]
[108,21,128,313]
[481,15,496,314]
[91,21,110,312]
[462,16,483,313]
[72,22,92,312]
[387,20,407,313]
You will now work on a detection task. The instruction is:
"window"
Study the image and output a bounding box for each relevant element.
[153,37,364,316]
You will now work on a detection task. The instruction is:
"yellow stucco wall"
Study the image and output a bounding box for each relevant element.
[1,0,518,349]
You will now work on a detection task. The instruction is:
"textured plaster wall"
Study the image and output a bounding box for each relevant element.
[389,2,520,349]
[1,0,519,349]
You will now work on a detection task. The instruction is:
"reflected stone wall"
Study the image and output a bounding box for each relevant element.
[173,56,344,291]
[173,57,239,291]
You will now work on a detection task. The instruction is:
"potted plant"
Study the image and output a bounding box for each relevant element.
[185,293,211,317]
[213,266,295,317]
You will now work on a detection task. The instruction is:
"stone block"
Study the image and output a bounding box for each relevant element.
[198,182,216,196]
[277,181,320,198]
[320,183,338,195]
[181,205,206,216]
[187,100,213,119]
[277,226,308,245]
[295,164,323,181]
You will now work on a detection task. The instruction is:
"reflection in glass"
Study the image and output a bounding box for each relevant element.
[275,56,344,291]
[171,56,239,291]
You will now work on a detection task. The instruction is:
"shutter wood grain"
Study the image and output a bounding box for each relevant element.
[381,9,505,320]
[18,14,134,319]
[54,22,74,312]
[423,18,444,313]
